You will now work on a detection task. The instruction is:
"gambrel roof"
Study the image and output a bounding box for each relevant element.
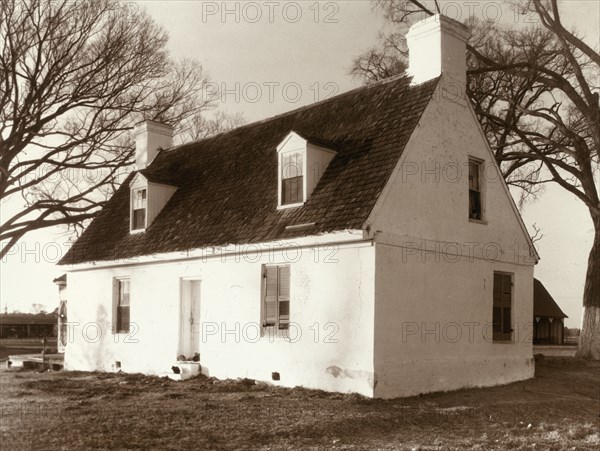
[60,75,440,265]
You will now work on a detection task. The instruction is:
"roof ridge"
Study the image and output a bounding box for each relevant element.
[164,73,417,155]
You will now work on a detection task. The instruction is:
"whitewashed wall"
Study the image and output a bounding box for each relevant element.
[366,74,536,398]
[373,246,534,398]
[64,239,376,396]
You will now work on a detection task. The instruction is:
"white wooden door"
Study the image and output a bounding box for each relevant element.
[180,280,201,359]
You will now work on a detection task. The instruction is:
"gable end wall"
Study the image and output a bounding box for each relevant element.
[367,78,535,398]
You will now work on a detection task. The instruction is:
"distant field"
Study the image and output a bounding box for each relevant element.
[564,336,580,346]
[1,357,598,450]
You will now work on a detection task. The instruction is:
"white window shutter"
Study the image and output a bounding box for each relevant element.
[112,278,119,334]
[264,267,279,325]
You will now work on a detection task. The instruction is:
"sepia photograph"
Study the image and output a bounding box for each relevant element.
[1,0,599,449]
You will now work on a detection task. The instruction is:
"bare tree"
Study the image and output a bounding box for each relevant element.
[0,0,235,258]
[180,110,246,142]
[352,0,599,359]
[350,31,408,84]
[31,303,46,314]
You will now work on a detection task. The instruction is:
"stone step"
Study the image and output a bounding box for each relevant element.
[160,361,201,381]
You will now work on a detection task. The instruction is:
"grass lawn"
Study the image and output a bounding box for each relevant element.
[1,357,598,450]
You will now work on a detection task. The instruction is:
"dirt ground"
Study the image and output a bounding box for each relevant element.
[0,357,598,450]
[533,345,578,357]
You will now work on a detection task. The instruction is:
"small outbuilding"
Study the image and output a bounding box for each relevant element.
[0,312,57,339]
[533,278,568,345]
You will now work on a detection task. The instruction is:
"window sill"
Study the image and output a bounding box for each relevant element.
[277,202,304,210]
[130,228,146,234]
[469,218,487,225]
[492,340,514,344]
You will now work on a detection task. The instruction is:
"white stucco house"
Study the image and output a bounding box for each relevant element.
[58,15,538,398]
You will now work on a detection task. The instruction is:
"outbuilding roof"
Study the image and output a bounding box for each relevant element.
[534,278,568,319]
[0,313,57,326]
[59,75,440,265]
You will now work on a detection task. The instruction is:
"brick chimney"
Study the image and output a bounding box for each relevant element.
[406,15,470,87]
[134,120,174,169]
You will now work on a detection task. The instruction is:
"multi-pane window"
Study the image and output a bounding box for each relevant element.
[493,272,512,342]
[263,265,290,330]
[468,159,482,220]
[132,188,147,230]
[114,278,130,333]
[281,152,303,205]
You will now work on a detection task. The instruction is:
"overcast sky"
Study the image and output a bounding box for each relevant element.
[1,0,598,328]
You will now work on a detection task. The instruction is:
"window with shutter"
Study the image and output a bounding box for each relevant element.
[264,266,279,326]
[263,265,291,330]
[492,272,512,341]
[113,278,130,333]
[278,266,290,329]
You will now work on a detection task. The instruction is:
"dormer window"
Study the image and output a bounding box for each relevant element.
[132,188,147,230]
[281,151,304,205]
[277,131,336,209]
[130,171,177,233]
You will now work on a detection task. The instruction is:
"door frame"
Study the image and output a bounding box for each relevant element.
[178,277,202,358]
[58,300,68,352]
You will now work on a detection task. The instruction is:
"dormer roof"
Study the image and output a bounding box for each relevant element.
[134,169,179,187]
[277,131,339,152]
[59,75,440,265]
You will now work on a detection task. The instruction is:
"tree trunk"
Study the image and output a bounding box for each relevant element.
[576,217,600,359]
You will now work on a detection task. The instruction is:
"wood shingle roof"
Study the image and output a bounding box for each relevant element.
[60,75,440,265]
